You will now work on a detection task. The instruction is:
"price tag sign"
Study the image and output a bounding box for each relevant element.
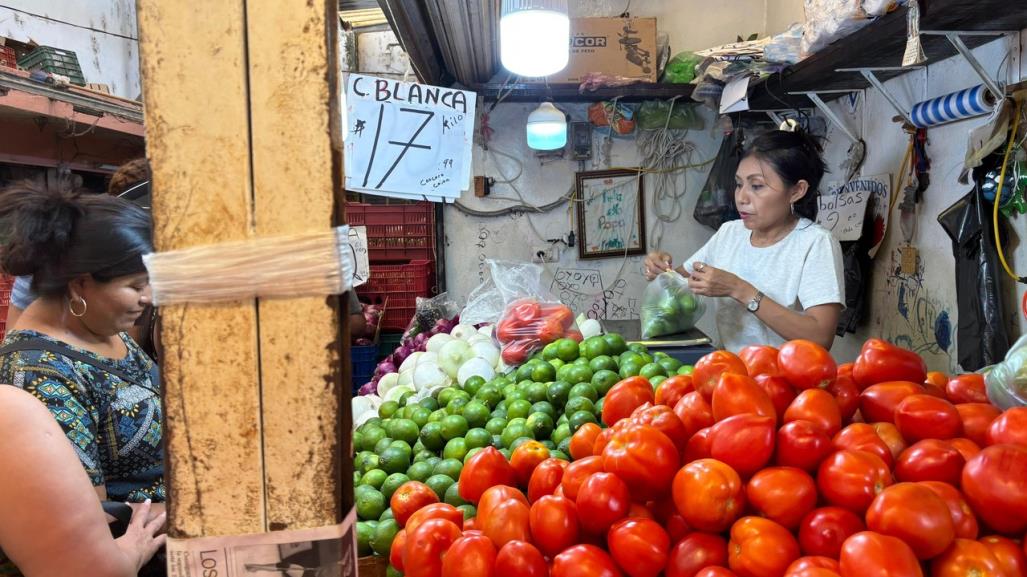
[818,175,890,243]
[343,74,476,202]
[348,226,369,288]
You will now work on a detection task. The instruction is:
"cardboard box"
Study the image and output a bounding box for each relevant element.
[548,17,657,84]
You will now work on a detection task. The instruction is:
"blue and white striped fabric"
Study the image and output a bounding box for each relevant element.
[11,275,36,310]
[911,84,993,128]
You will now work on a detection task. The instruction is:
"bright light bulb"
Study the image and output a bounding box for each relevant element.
[500,0,570,77]
[526,102,567,150]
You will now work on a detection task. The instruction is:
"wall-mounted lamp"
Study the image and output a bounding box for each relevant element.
[526,102,567,150]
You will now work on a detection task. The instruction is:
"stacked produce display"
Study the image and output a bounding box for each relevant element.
[352,323,1027,577]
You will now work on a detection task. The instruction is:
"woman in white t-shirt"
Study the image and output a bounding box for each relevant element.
[644,129,845,353]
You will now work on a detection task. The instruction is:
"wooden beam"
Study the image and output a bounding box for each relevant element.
[138,0,349,538]
[137,0,265,537]
[246,0,348,530]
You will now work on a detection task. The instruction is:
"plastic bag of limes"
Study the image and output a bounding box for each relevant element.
[640,271,706,338]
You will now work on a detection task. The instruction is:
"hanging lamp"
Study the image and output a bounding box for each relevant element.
[526,102,567,150]
[500,0,570,77]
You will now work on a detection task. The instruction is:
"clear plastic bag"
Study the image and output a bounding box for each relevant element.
[663,52,702,84]
[985,334,1027,410]
[403,292,460,340]
[641,271,706,338]
[460,260,579,366]
[460,260,548,326]
[495,298,580,366]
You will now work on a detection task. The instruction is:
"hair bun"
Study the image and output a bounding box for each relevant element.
[0,184,83,277]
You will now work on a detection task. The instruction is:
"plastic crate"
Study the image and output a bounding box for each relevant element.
[348,202,435,262]
[0,46,16,70]
[369,293,416,330]
[18,46,86,86]
[357,260,435,295]
[379,332,404,360]
[0,275,12,308]
[352,342,379,391]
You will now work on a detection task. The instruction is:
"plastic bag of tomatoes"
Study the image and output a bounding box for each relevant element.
[495,298,580,366]
[641,271,706,338]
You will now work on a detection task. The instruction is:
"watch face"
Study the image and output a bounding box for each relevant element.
[747,300,758,312]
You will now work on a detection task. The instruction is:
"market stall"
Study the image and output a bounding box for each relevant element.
[0,1,1026,577]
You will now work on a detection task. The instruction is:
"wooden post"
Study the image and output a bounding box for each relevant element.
[137,0,349,539]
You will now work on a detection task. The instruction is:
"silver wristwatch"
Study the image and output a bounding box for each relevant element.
[746,290,765,313]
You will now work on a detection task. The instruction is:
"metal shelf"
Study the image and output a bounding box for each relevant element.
[747,0,1027,111]
[476,81,694,103]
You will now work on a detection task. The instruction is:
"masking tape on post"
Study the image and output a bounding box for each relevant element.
[910,84,996,128]
[143,226,356,306]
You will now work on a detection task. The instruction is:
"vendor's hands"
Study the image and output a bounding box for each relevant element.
[115,500,167,573]
[643,251,674,281]
[687,262,752,301]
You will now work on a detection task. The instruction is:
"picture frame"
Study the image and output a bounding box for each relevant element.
[575,169,647,260]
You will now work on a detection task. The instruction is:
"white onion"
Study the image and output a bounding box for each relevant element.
[458,357,496,386]
[580,318,603,339]
[412,362,452,393]
[466,334,491,346]
[470,341,501,368]
[397,369,415,390]
[426,333,454,352]
[352,395,377,428]
[478,325,495,339]
[438,339,472,379]
[451,323,479,341]
[399,352,424,373]
[383,384,415,404]
[376,373,401,397]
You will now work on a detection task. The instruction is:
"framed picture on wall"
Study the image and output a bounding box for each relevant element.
[575,169,646,260]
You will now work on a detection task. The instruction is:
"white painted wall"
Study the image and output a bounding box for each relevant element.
[569,0,770,54]
[443,103,723,340]
[817,32,1026,370]
[0,0,140,98]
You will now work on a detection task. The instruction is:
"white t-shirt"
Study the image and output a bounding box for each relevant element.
[684,218,845,353]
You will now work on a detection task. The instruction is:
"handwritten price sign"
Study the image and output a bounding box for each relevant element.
[818,175,889,242]
[343,74,476,202]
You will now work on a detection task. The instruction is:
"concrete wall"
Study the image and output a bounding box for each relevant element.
[0,0,140,98]
[442,103,723,340]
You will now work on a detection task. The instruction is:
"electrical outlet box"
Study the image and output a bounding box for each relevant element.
[532,246,559,263]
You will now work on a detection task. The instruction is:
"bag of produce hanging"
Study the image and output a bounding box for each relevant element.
[640,270,705,338]
[495,297,579,366]
[985,334,1027,410]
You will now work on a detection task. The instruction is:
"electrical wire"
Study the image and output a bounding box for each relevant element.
[0,4,138,40]
[992,97,1025,284]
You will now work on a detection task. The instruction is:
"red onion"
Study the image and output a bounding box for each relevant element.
[358,382,376,395]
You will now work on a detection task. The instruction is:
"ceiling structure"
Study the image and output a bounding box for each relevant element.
[376,0,500,88]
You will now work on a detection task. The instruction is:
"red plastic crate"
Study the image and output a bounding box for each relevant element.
[357,260,435,295]
[0,46,16,70]
[348,202,436,262]
[0,275,12,308]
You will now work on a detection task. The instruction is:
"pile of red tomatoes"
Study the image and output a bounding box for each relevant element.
[381,338,1027,577]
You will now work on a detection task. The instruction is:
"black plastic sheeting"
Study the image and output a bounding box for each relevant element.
[694,126,743,230]
[938,154,1011,371]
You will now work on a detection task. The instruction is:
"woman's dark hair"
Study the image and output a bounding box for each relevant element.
[742,129,827,220]
[0,182,153,297]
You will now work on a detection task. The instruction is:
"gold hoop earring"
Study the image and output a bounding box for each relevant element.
[69,296,88,318]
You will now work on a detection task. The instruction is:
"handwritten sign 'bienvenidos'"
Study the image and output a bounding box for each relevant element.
[817,175,889,242]
[343,74,476,202]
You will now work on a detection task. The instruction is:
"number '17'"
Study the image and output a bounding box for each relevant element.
[361,105,435,190]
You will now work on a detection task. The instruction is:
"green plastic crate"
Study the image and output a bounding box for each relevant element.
[18,46,86,86]
[379,332,403,360]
